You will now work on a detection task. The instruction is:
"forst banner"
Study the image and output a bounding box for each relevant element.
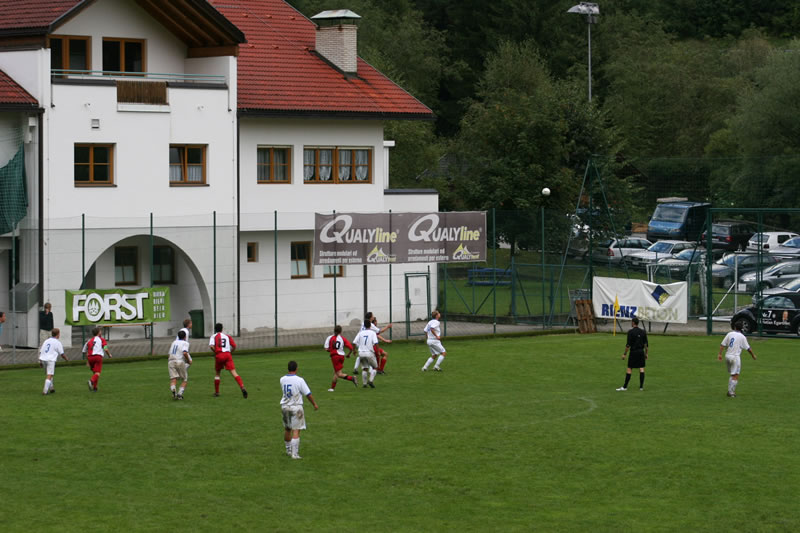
[592,277,688,324]
[65,287,170,326]
[314,212,487,265]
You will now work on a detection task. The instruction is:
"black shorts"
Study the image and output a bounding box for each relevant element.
[627,351,646,369]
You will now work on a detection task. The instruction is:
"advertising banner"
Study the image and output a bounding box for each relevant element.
[65,287,170,326]
[314,212,487,265]
[592,277,688,324]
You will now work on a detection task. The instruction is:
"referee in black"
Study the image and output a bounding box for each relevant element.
[617,316,648,391]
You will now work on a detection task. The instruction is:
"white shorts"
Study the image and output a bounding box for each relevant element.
[725,355,741,375]
[40,359,56,375]
[168,360,189,381]
[282,406,306,430]
[358,353,378,369]
[427,339,445,356]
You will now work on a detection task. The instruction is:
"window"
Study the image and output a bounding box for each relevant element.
[115,247,138,286]
[103,38,144,73]
[304,147,371,183]
[170,145,206,185]
[257,147,291,183]
[323,265,343,277]
[153,246,175,284]
[50,36,90,73]
[290,242,311,279]
[247,242,259,263]
[75,144,114,185]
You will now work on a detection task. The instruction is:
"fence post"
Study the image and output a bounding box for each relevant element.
[492,207,497,335]
[274,210,278,347]
[213,210,217,326]
[149,213,154,355]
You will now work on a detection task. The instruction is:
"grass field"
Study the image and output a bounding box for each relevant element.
[2,333,798,532]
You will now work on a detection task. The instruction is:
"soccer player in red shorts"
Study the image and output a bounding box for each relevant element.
[209,322,247,398]
[323,325,357,391]
[370,315,392,374]
[83,327,112,392]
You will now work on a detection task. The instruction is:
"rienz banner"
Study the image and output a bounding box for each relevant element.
[65,287,170,326]
[592,277,688,324]
[314,212,487,265]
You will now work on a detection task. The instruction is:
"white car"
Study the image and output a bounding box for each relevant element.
[747,231,798,251]
[627,240,695,269]
[590,237,652,264]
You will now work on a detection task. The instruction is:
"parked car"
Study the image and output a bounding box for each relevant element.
[731,292,800,336]
[646,201,710,242]
[655,247,705,280]
[739,260,800,292]
[769,236,800,257]
[701,221,755,251]
[711,253,781,288]
[751,276,800,305]
[590,237,652,264]
[747,231,798,251]
[627,240,695,269]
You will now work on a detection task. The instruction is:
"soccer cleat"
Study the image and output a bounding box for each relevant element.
[351,376,358,387]
[176,395,184,400]
[376,370,384,375]
[433,367,442,372]
[290,454,302,460]
[241,388,248,399]
[727,392,736,398]
[327,388,335,392]
[49,389,55,394]
[616,387,627,391]
[213,392,220,397]
[368,382,375,388]
[639,388,644,391]
[87,380,94,392]
[421,367,427,372]
[363,384,368,388]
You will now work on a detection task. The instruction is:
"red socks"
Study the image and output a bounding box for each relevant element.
[214,378,220,394]
[379,357,387,371]
[235,375,244,389]
[91,374,99,388]
[331,381,337,389]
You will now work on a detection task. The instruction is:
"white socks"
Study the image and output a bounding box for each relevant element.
[285,440,291,455]
[291,438,300,457]
[423,357,435,370]
[362,369,368,384]
[369,368,377,383]
[435,355,445,368]
[178,386,185,396]
[43,379,52,394]
[729,377,738,395]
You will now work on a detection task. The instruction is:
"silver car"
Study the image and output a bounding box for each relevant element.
[655,247,705,280]
[751,276,800,304]
[747,231,798,251]
[770,236,800,258]
[739,260,800,292]
[627,240,695,269]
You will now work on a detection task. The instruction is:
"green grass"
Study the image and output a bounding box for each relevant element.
[2,334,798,532]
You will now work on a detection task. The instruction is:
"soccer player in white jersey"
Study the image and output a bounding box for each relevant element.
[422,310,447,371]
[353,311,392,374]
[353,320,380,388]
[717,320,756,397]
[280,360,319,459]
[38,328,67,395]
[168,330,192,400]
[177,318,191,341]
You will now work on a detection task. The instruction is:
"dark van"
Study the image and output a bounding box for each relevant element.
[646,201,710,242]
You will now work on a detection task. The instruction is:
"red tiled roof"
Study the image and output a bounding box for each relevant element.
[0,69,38,106]
[0,0,81,32]
[211,0,433,119]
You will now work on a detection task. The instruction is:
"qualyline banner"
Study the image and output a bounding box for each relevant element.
[65,287,171,326]
[592,277,688,324]
[314,212,487,265]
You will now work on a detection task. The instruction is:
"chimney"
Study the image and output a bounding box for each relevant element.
[310,10,361,74]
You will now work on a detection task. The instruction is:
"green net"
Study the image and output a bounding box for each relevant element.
[0,138,27,235]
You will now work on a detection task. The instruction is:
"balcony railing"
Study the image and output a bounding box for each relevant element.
[51,69,226,85]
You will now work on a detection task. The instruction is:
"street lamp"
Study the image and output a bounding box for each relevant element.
[541,187,550,328]
[567,2,599,102]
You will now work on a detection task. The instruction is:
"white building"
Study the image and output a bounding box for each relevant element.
[0,0,437,347]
